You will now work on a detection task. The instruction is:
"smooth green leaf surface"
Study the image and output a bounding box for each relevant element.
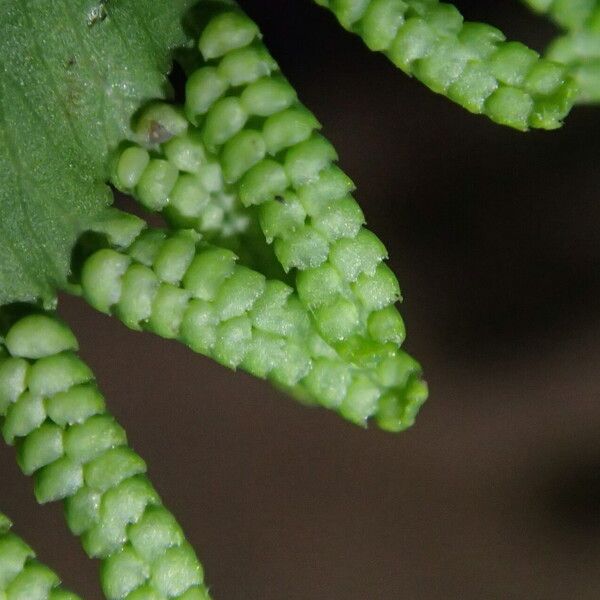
[0,0,196,307]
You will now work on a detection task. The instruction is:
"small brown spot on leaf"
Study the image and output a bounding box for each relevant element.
[87,3,108,27]
[148,121,176,144]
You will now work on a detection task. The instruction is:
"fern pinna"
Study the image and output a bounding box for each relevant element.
[0,511,81,600]
[0,314,210,600]
[515,0,600,102]
[0,0,593,597]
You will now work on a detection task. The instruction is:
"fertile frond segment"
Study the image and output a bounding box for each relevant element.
[518,1,600,103]
[114,112,282,279]
[0,511,82,600]
[76,213,426,431]
[110,2,427,432]
[521,0,600,30]
[314,0,577,130]
[0,314,211,600]
[547,30,600,102]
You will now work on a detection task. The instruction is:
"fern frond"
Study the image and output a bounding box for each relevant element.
[0,510,82,600]
[315,0,577,129]
[521,0,600,30]
[0,314,211,600]
[108,2,427,433]
[74,211,426,431]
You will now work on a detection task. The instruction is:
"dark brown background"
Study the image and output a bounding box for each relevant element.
[3,1,600,598]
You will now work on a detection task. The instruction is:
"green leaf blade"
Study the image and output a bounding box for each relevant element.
[0,0,197,306]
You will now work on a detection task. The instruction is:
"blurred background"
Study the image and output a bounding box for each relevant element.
[3,1,600,598]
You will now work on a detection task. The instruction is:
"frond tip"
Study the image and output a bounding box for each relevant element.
[315,0,578,130]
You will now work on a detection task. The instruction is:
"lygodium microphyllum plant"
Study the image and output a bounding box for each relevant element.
[0,0,592,597]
